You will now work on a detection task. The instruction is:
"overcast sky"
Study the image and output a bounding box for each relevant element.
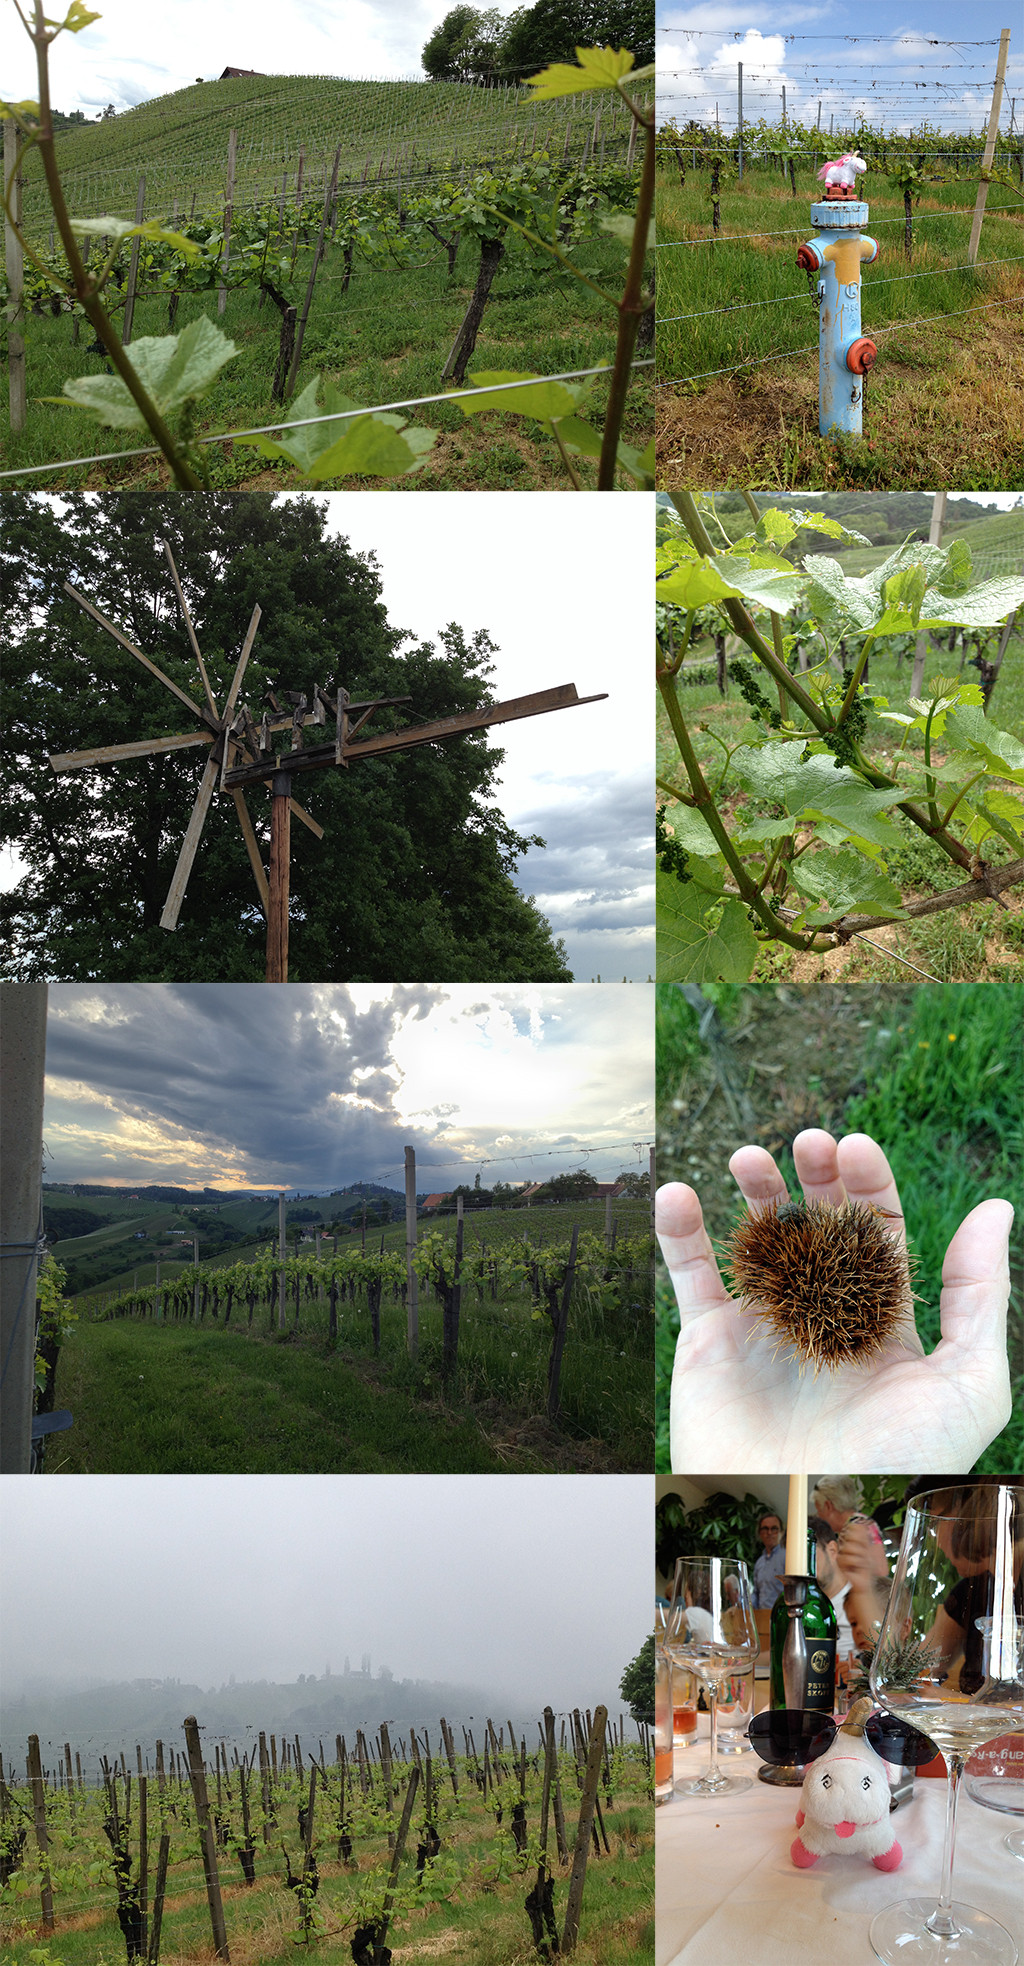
[0,1474,652,1705]
[42,982,653,1190]
[1,493,654,983]
[656,2,1020,136]
[1,0,528,112]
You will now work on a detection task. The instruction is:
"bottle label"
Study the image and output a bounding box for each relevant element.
[805,1640,837,1711]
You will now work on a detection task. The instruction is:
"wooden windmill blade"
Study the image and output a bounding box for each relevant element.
[157,538,219,720]
[62,583,218,729]
[159,604,264,931]
[49,731,214,774]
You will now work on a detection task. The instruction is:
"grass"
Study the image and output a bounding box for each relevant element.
[0,1747,654,1966]
[3,224,652,490]
[654,163,1024,488]
[46,1210,653,1473]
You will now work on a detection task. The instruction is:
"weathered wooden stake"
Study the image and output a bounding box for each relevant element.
[968,30,1011,265]
[220,127,237,314]
[3,120,26,432]
[561,1707,608,1953]
[183,1716,230,1959]
[121,174,147,345]
[405,1145,419,1354]
[26,1736,54,1928]
[266,772,292,980]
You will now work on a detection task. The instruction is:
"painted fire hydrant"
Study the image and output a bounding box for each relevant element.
[796,156,878,439]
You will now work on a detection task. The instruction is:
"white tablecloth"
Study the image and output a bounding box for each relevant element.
[657,1741,1024,1966]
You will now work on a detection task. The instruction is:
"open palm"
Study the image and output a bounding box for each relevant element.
[657,1130,1013,1474]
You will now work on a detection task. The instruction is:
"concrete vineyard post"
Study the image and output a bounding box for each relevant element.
[968,30,1011,266]
[0,982,47,1472]
[405,1145,419,1353]
[183,1715,230,1960]
[3,120,26,433]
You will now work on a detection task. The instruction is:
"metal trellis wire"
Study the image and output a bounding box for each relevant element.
[654,293,1022,389]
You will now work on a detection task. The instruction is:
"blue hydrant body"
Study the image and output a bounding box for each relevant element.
[796,199,878,438]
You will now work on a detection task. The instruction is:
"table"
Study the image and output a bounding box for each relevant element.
[657,1741,1024,1966]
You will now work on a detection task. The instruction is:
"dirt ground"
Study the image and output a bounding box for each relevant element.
[657,983,917,1242]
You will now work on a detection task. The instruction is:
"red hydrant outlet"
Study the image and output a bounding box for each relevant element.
[796,243,821,271]
[845,337,877,375]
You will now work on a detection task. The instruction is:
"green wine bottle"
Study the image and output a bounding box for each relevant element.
[769,1528,838,1714]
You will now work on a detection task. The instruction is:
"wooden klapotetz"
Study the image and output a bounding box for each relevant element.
[50,543,607,979]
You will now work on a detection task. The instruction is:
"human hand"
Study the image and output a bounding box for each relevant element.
[657,1129,1013,1474]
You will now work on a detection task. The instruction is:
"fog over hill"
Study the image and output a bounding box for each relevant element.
[2,1667,634,1779]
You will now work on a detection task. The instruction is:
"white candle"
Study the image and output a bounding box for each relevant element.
[785,1474,807,1576]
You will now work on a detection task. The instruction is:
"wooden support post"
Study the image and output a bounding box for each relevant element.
[546,1223,579,1423]
[183,1717,230,1960]
[404,1145,419,1354]
[26,1736,54,1929]
[561,1707,608,1954]
[278,1192,287,1330]
[220,128,237,315]
[968,30,1011,265]
[266,769,292,981]
[285,146,341,398]
[0,983,47,1472]
[122,174,146,345]
[3,120,26,433]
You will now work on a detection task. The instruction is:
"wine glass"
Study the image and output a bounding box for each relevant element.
[868,1482,1024,1966]
[667,1555,759,1797]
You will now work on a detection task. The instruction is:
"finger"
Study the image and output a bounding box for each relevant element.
[835,1132,907,1248]
[655,1182,732,1318]
[935,1198,1013,1355]
[727,1144,790,1213]
[790,1128,846,1206]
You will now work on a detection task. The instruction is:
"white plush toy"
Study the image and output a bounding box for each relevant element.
[792,1698,903,1872]
[816,153,867,194]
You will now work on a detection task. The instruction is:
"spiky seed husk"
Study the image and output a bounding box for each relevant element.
[723,1196,914,1373]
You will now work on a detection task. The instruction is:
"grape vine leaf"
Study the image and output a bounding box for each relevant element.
[68,216,201,257]
[756,509,871,550]
[789,849,906,923]
[460,371,587,419]
[805,550,1024,639]
[732,742,905,847]
[239,376,436,479]
[53,316,238,426]
[657,551,804,614]
[526,47,638,99]
[943,707,1024,786]
[657,873,757,983]
[661,804,722,857]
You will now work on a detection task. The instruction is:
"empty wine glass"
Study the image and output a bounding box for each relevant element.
[667,1555,759,1798]
[868,1482,1024,1966]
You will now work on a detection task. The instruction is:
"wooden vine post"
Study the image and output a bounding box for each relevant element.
[546,1223,579,1422]
[405,1144,419,1354]
[183,1716,230,1960]
[968,30,1011,266]
[121,174,146,344]
[561,1706,608,1954]
[3,119,26,433]
[220,128,237,314]
[51,547,607,983]
[26,1735,54,1930]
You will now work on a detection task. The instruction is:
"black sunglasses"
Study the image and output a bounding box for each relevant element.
[747,1708,937,1768]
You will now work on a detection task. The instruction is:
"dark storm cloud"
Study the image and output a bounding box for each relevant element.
[513,769,652,908]
[46,985,443,1188]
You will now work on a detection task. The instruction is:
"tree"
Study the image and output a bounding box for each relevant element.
[615,1170,649,1197]
[0,492,572,983]
[619,1635,654,1726]
[532,1167,600,1202]
[422,6,487,81]
[503,0,654,80]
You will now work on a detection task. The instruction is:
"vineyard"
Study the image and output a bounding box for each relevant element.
[654,119,1024,490]
[3,66,655,490]
[39,1205,654,1474]
[0,1712,654,1966]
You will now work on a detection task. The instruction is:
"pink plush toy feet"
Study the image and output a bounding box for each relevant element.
[790,1699,904,1871]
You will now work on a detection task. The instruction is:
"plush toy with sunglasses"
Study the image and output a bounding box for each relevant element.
[792,1698,903,1872]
